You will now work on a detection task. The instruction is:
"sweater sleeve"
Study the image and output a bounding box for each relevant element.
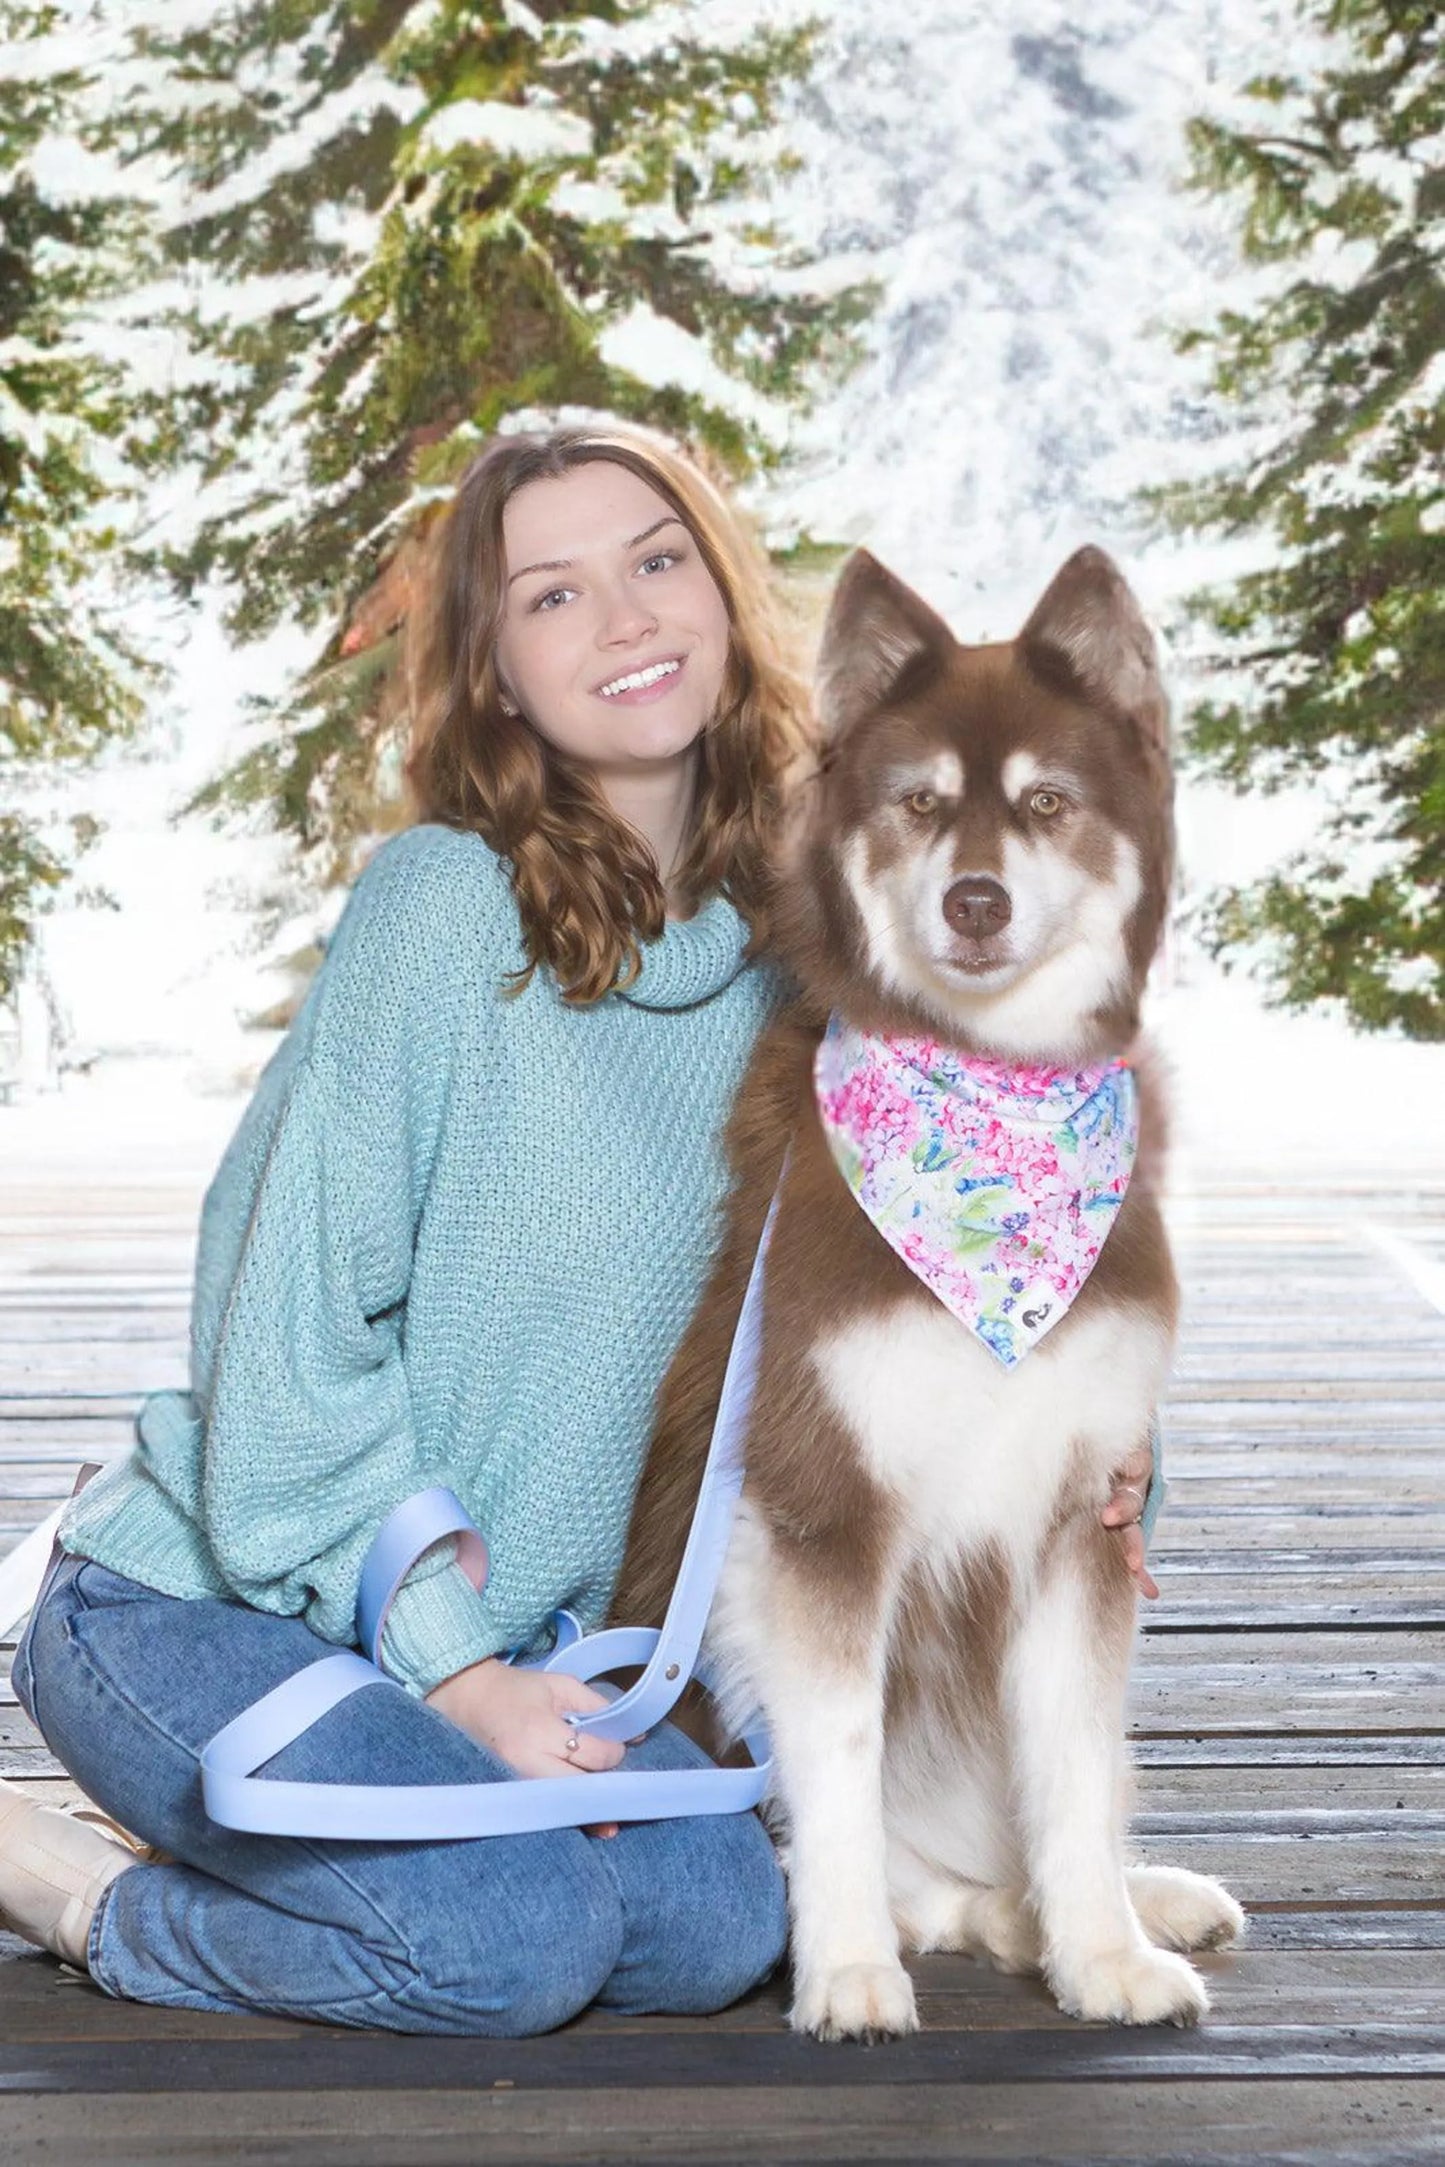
[192,825,513,1695]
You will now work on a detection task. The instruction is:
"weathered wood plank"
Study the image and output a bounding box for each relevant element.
[1149,1514,1445,1549]
[1131,1734,1445,1767]
[2,2023,1444,2092]
[1148,1595,1445,1630]
[3,2079,1443,2167]
[1173,1351,1445,1381]
[1169,1380,1445,1405]
[1135,1766,1445,1814]
[5,1943,1438,2041]
[0,1315,187,1347]
[1146,1477,1444,1507]
[1126,1835,1442,1904]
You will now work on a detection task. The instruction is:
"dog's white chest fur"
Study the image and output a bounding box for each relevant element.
[809,1290,1169,1573]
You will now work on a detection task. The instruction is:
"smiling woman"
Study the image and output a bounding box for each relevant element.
[407,427,812,1000]
[0,424,817,2038]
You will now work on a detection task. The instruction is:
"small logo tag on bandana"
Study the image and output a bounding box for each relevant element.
[813,1016,1139,1367]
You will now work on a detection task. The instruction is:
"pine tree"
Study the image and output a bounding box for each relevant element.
[1156,0,1444,1037]
[107,0,866,877]
[0,1,151,1002]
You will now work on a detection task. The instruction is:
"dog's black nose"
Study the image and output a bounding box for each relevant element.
[943,877,1012,937]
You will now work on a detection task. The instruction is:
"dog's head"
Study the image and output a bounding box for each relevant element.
[775,547,1173,1064]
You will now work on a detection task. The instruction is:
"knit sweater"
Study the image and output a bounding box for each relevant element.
[58,821,783,1695]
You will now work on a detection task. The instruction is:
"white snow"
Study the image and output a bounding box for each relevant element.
[602,305,786,431]
[419,98,592,162]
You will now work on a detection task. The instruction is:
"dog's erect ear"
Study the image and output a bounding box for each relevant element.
[1019,547,1167,744]
[815,549,956,739]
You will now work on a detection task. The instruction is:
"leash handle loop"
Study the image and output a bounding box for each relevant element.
[355,1486,489,1671]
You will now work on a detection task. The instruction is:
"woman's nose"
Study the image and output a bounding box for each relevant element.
[597,583,659,645]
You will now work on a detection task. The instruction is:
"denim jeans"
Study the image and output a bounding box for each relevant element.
[13,1553,788,2035]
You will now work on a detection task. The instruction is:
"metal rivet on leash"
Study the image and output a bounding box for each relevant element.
[665,1663,679,1680]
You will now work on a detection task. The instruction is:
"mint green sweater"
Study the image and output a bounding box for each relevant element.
[59,822,782,1695]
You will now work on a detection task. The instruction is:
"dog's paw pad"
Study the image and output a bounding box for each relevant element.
[1128,1865,1246,1953]
[1052,1943,1208,2027]
[791,1959,919,2041]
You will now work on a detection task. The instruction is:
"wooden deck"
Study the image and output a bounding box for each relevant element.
[1,1158,1442,2165]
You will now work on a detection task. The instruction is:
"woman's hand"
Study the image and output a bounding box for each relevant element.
[1099,1443,1159,1601]
[426,1657,624,1782]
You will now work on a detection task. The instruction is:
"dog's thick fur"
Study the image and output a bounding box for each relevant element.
[612,547,1243,2039]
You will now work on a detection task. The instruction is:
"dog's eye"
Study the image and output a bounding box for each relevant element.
[904,789,938,816]
[1030,788,1064,817]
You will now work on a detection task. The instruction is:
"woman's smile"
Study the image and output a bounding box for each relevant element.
[595,653,688,703]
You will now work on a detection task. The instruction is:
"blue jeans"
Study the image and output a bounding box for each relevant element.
[13,1554,787,2035]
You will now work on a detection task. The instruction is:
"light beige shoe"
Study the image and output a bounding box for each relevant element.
[0,1778,142,1969]
[61,1800,169,1866]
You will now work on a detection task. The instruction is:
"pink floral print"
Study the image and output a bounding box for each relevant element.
[812,1017,1139,1366]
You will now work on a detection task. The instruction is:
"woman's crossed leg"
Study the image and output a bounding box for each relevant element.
[13,1556,786,2036]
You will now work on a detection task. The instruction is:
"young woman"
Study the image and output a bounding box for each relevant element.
[0,426,1161,2034]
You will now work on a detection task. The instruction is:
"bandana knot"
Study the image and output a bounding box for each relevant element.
[813,1016,1138,1367]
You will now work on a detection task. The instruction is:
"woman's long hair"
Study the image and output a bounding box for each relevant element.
[405,426,815,1006]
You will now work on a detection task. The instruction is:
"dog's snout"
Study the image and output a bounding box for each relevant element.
[942,877,1012,938]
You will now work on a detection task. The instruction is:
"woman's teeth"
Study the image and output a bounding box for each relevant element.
[598,658,682,698]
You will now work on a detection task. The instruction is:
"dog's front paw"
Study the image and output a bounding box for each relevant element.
[790,1958,919,2041]
[1127,1864,1246,1952]
[1051,1942,1208,2027]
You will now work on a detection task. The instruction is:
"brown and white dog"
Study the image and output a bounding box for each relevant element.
[613,546,1243,2039]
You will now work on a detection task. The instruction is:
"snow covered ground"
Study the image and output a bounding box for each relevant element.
[3,0,1440,1186]
[6,943,1444,1193]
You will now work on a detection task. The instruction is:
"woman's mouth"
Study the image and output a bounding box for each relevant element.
[595,654,687,704]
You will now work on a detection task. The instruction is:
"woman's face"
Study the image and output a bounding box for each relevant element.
[493,461,732,778]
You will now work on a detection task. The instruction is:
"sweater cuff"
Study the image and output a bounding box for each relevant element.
[1140,1413,1166,1548]
[378,1555,510,1698]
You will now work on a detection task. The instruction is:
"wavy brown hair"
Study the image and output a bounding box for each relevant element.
[404,425,815,1005]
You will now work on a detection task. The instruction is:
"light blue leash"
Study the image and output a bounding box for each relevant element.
[198,1174,785,1840]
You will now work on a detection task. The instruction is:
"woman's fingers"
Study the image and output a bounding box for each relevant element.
[549,1675,613,1718]
[1100,1444,1154,1526]
[552,1723,626,1774]
[1096,1443,1159,1597]
[1120,1520,1160,1600]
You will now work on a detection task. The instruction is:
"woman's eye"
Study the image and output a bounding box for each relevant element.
[533,587,574,612]
[639,550,681,575]
[1030,788,1063,816]
[905,789,938,816]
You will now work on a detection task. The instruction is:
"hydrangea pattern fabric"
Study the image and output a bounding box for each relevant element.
[813,1016,1139,1367]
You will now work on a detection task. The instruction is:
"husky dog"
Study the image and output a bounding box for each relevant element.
[613,547,1243,2040]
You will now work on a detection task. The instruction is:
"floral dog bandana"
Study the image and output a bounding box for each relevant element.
[813,1015,1139,1367]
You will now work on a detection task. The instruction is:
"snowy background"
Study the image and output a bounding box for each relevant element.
[4,0,1442,1190]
